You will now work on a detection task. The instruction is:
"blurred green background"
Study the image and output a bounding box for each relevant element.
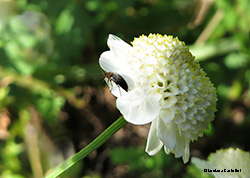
[0,0,249,178]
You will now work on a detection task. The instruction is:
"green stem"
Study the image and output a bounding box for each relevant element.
[45,116,128,178]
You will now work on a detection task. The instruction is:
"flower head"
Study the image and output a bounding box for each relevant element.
[99,34,217,163]
[192,148,250,178]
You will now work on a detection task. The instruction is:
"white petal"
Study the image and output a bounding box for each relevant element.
[99,51,121,72]
[108,34,132,56]
[157,119,177,149]
[141,97,161,122]
[123,89,146,104]
[160,109,175,123]
[145,120,163,155]
[116,90,160,125]
[164,146,170,154]
[161,95,177,109]
[116,97,130,117]
[124,100,158,125]
[99,35,132,73]
[127,104,147,124]
[170,134,187,158]
[182,140,190,163]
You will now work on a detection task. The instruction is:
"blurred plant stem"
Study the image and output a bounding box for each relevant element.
[45,116,128,178]
[25,123,44,178]
[195,10,224,44]
[0,66,86,108]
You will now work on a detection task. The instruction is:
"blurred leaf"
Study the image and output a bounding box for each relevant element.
[0,0,17,23]
[83,174,101,178]
[223,6,237,31]
[1,11,53,74]
[224,52,248,69]
[55,9,74,35]
[204,123,214,136]
[110,147,179,173]
[0,140,24,172]
[1,170,26,178]
[186,163,213,178]
[0,87,12,109]
[110,147,146,171]
[228,80,242,100]
[189,38,241,61]
[85,0,100,12]
[35,91,65,124]
[217,84,230,99]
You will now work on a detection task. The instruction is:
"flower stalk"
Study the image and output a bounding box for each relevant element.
[45,116,128,178]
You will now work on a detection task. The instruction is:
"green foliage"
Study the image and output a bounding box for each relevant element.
[35,90,65,124]
[186,163,213,178]
[224,53,248,69]
[204,123,214,136]
[0,0,249,177]
[1,11,53,74]
[110,147,183,177]
[0,87,12,109]
[110,147,157,171]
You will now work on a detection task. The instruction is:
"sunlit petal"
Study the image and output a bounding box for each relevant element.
[157,119,176,149]
[146,120,163,155]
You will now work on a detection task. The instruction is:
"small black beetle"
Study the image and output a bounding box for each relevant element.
[105,72,128,92]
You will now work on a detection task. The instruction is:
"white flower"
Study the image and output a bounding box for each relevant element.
[99,34,217,163]
[192,148,250,178]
